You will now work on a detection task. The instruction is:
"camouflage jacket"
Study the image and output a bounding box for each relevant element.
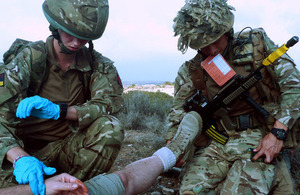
[0,37,123,165]
[164,28,300,147]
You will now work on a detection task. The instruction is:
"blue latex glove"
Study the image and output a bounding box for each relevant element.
[16,95,60,120]
[13,156,56,195]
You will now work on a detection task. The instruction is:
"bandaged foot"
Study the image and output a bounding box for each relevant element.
[153,111,202,172]
[167,111,202,160]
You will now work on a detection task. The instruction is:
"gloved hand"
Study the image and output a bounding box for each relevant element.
[13,156,56,195]
[16,95,60,120]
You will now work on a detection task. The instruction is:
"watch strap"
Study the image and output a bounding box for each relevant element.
[270,128,288,141]
[57,103,68,120]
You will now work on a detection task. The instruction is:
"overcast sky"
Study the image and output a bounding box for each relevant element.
[1,0,299,83]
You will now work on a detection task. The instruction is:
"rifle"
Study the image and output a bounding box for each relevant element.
[183,36,299,145]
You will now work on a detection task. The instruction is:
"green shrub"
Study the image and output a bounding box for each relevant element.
[128,84,136,88]
[163,81,173,85]
[117,91,173,134]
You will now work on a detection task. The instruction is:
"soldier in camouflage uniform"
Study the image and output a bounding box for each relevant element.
[0,0,124,194]
[164,0,300,194]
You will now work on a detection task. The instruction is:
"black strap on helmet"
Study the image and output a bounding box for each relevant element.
[49,25,78,54]
[49,25,60,41]
[49,25,95,64]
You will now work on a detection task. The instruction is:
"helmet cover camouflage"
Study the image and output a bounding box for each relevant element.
[42,0,109,40]
[173,0,235,53]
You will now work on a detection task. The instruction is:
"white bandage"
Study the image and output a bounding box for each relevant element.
[84,173,125,195]
[153,147,176,172]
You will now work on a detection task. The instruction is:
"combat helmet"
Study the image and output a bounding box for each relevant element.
[42,0,109,41]
[173,0,235,53]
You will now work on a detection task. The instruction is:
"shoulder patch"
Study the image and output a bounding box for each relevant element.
[117,73,123,88]
[0,73,4,87]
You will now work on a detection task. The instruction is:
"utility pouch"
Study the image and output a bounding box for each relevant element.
[239,114,251,129]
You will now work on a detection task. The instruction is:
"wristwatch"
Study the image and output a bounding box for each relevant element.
[57,103,68,120]
[270,128,288,141]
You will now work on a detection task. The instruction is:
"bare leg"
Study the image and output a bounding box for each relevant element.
[115,156,164,195]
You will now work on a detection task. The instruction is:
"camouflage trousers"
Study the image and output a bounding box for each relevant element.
[269,151,295,195]
[180,128,276,195]
[0,115,124,188]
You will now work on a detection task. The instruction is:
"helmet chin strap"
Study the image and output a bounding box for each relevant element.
[58,42,79,54]
[49,25,80,55]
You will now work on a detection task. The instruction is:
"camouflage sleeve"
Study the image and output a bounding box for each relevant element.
[0,48,33,166]
[70,52,124,131]
[272,56,300,128]
[261,31,300,128]
[164,62,197,141]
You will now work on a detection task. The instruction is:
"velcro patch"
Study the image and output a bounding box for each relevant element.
[0,73,4,87]
[117,73,123,87]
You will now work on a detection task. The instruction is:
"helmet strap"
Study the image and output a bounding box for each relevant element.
[222,29,234,58]
[87,40,96,68]
[49,25,60,41]
[58,43,79,54]
[88,41,94,53]
[49,25,79,55]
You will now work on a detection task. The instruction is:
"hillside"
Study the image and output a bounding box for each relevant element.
[124,84,174,96]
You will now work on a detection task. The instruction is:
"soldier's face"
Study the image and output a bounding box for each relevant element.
[201,35,228,56]
[59,30,88,52]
